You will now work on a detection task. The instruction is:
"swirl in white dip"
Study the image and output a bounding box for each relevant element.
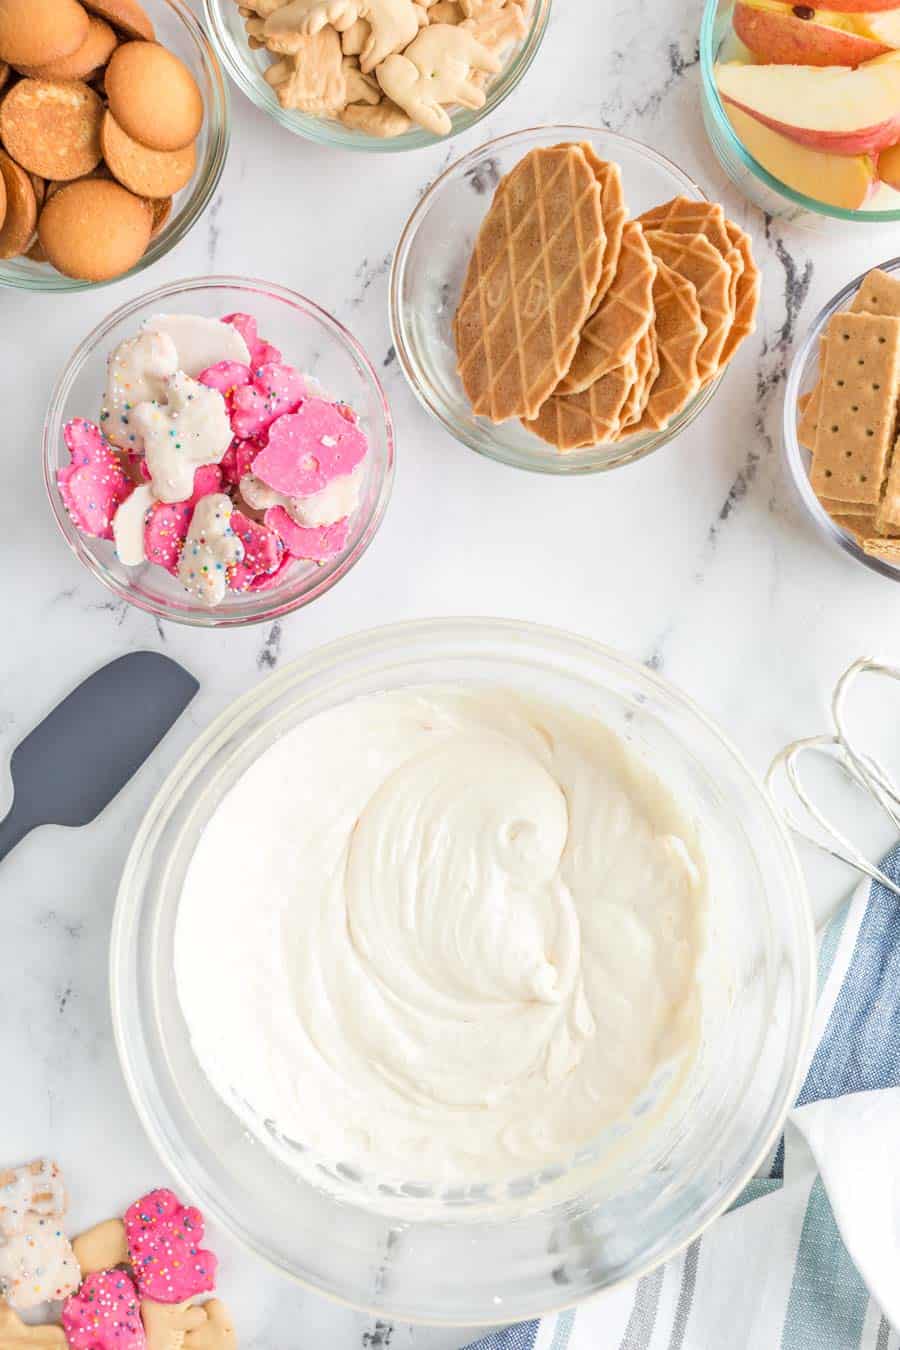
[175,687,705,1186]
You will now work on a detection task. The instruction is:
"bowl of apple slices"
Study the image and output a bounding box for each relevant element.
[701,0,900,224]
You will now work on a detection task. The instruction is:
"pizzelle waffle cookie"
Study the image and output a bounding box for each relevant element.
[453,153,760,453]
[800,268,900,564]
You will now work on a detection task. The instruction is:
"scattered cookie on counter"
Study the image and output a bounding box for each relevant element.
[0,0,204,281]
[0,1215,80,1310]
[0,1300,66,1347]
[237,0,531,138]
[57,311,372,607]
[0,1160,67,1238]
[452,143,760,452]
[799,267,900,559]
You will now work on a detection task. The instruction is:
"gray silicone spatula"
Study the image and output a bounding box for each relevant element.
[0,651,199,864]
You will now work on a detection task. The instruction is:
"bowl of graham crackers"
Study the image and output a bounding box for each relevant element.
[390,125,761,474]
[786,261,900,580]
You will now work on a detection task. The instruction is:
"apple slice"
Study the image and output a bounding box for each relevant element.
[878,138,900,185]
[734,0,891,64]
[865,8,900,44]
[805,0,900,11]
[716,55,900,154]
[726,102,877,206]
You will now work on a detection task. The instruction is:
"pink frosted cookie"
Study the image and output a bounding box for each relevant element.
[265,506,350,562]
[222,313,282,368]
[219,437,262,489]
[124,1191,216,1304]
[197,362,252,410]
[0,1213,80,1310]
[62,1271,145,1350]
[143,468,223,574]
[228,511,282,592]
[251,400,367,499]
[229,364,306,441]
[58,420,134,541]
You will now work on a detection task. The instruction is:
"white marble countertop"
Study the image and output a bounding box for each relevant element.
[3,1,900,1345]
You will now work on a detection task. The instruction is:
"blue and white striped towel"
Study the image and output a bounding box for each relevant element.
[465,844,900,1350]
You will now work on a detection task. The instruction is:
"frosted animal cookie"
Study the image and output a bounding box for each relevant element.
[125,1191,217,1305]
[221,313,282,367]
[63,1271,145,1350]
[59,419,134,540]
[112,482,155,566]
[229,363,307,440]
[102,331,180,451]
[265,506,350,561]
[263,27,346,114]
[0,1161,66,1239]
[250,399,368,497]
[376,23,499,134]
[72,1219,129,1279]
[303,0,423,73]
[0,1301,66,1347]
[134,373,232,503]
[0,1215,80,1310]
[228,511,282,591]
[176,494,244,607]
[141,316,250,380]
[240,460,364,527]
[143,466,224,575]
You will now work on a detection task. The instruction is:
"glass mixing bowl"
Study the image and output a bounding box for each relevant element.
[0,0,230,293]
[111,618,814,1325]
[203,0,551,152]
[43,276,395,628]
[701,0,900,228]
[390,126,728,474]
[783,255,900,581]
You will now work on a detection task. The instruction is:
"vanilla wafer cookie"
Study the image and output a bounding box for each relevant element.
[575,144,627,316]
[525,356,636,451]
[454,144,605,422]
[557,220,656,396]
[718,221,758,368]
[644,229,732,384]
[632,259,705,434]
[809,311,900,505]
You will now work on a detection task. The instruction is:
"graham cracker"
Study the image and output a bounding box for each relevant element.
[798,346,826,451]
[809,310,900,505]
[557,219,656,395]
[644,228,732,384]
[851,268,900,318]
[818,495,872,518]
[454,144,605,422]
[525,356,636,452]
[875,428,900,533]
[631,258,705,434]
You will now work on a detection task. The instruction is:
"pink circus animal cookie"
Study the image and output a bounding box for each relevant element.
[222,313,282,368]
[62,1271,145,1350]
[228,512,282,591]
[0,1160,66,1239]
[124,1191,217,1306]
[251,399,367,498]
[143,467,224,575]
[229,364,307,441]
[197,363,252,410]
[265,506,350,561]
[0,1215,80,1310]
[58,420,134,541]
[218,437,262,490]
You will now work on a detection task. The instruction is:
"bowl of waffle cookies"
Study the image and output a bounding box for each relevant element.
[206,0,550,150]
[390,125,762,473]
[0,0,229,291]
[786,260,900,580]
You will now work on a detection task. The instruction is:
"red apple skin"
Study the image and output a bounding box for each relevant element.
[722,94,900,154]
[804,0,900,10]
[734,3,890,65]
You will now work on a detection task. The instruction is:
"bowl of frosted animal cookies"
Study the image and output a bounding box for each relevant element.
[204,0,552,149]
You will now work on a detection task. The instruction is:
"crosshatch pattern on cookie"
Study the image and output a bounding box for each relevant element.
[557,219,656,396]
[570,144,627,316]
[644,228,732,384]
[526,354,637,451]
[719,221,757,368]
[809,311,900,505]
[632,258,704,434]
[454,144,605,422]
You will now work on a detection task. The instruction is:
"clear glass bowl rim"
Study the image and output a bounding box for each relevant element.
[389,123,726,475]
[0,0,231,293]
[41,274,396,628]
[783,253,900,581]
[202,0,552,153]
[110,616,816,1324]
[700,0,900,224]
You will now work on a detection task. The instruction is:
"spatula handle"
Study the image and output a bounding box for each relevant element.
[0,802,33,864]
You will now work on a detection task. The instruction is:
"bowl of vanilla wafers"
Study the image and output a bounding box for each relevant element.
[390,125,761,474]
